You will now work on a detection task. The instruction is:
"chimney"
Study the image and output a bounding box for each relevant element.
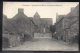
[56,13,58,22]
[18,8,24,14]
[71,7,74,12]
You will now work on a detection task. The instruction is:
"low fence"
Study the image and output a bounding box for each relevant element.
[34,33,52,39]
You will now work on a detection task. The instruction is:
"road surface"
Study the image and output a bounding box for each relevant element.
[3,38,78,51]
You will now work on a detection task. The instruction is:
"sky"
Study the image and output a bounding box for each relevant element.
[3,2,79,24]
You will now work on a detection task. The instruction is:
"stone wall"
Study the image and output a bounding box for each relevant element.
[34,33,52,39]
[2,33,22,48]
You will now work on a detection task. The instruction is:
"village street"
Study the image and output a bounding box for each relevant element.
[3,38,78,51]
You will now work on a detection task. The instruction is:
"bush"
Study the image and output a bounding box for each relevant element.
[2,37,10,48]
[23,33,32,41]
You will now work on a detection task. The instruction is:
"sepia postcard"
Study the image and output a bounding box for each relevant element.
[2,2,79,51]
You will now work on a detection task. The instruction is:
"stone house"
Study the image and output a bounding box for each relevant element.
[55,4,79,43]
[65,5,79,43]
[2,15,21,48]
[3,8,53,48]
[55,15,65,40]
[33,12,52,33]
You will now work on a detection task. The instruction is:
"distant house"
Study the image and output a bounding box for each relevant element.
[33,12,52,33]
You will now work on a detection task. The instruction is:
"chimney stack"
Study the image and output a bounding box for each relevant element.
[18,8,24,14]
[71,7,74,12]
